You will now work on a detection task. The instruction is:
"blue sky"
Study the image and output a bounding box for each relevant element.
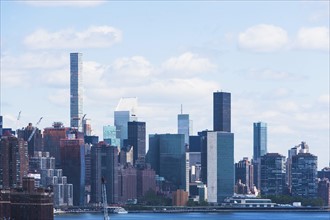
[1,1,329,168]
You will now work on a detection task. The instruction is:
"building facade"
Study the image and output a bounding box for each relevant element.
[291,153,317,198]
[90,142,119,204]
[0,134,28,188]
[114,97,138,147]
[235,157,254,193]
[178,114,190,145]
[17,123,43,157]
[127,121,146,165]
[260,153,286,196]
[206,131,234,204]
[60,133,85,206]
[70,52,83,130]
[213,91,231,132]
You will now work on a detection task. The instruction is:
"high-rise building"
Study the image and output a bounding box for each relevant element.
[213,91,231,132]
[103,125,120,146]
[318,178,330,206]
[318,167,330,180]
[253,122,267,161]
[118,164,137,203]
[127,121,146,165]
[291,152,317,198]
[206,131,234,203]
[286,141,310,192]
[136,165,156,198]
[260,153,286,196]
[147,134,188,192]
[70,52,83,130]
[253,122,267,190]
[0,116,3,137]
[235,157,254,192]
[114,97,138,147]
[43,122,68,168]
[60,131,85,206]
[178,113,189,145]
[82,118,91,136]
[17,123,43,157]
[0,134,28,188]
[90,142,119,204]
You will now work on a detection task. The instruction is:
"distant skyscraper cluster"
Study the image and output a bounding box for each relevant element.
[1,52,329,216]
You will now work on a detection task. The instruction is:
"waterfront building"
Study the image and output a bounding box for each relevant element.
[178,113,190,145]
[286,141,309,192]
[127,121,146,165]
[253,122,267,190]
[2,177,54,220]
[70,52,83,131]
[318,178,330,206]
[17,123,43,157]
[0,133,28,188]
[60,131,85,206]
[213,91,231,132]
[90,142,119,204]
[205,131,234,203]
[147,134,188,192]
[114,97,138,147]
[103,125,120,146]
[136,165,156,198]
[172,189,188,206]
[223,195,276,208]
[118,164,137,203]
[291,152,317,198]
[260,153,286,196]
[51,170,73,207]
[43,122,69,168]
[235,157,254,193]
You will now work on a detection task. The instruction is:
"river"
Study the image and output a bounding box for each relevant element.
[55,211,329,219]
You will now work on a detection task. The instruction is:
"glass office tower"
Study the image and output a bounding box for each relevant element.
[213,92,231,132]
[253,122,267,161]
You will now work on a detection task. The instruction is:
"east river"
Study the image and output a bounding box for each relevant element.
[55,211,329,220]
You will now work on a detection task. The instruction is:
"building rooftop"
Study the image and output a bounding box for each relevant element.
[115,97,138,113]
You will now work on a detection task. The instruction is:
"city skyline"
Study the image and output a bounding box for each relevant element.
[0,1,329,168]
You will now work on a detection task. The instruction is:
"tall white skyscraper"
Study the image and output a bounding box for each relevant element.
[70,53,83,130]
[114,97,138,147]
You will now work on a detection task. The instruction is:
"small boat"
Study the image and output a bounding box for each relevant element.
[113,207,128,214]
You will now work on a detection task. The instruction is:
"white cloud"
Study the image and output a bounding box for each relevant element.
[318,94,329,104]
[295,27,329,51]
[238,24,288,52]
[24,26,122,49]
[24,0,105,7]
[110,56,153,79]
[48,89,69,107]
[162,52,216,76]
[247,68,304,81]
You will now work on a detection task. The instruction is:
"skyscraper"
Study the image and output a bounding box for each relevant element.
[90,142,118,204]
[0,116,3,137]
[253,122,267,190]
[114,97,138,147]
[60,131,85,206]
[235,157,254,192]
[260,153,286,196]
[147,134,188,192]
[0,134,28,188]
[291,152,318,198]
[17,123,43,157]
[127,121,146,165]
[206,131,234,203]
[70,52,83,130]
[213,92,231,132]
[178,113,189,145]
[253,122,267,161]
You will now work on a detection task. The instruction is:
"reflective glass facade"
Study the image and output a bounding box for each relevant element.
[253,122,267,161]
[213,92,231,132]
[178,114,189,144]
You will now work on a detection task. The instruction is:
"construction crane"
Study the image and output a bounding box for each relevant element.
[101,177,109,220]
[27,117,43,142]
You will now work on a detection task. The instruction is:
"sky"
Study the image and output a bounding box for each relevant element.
[0,1,329,168]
